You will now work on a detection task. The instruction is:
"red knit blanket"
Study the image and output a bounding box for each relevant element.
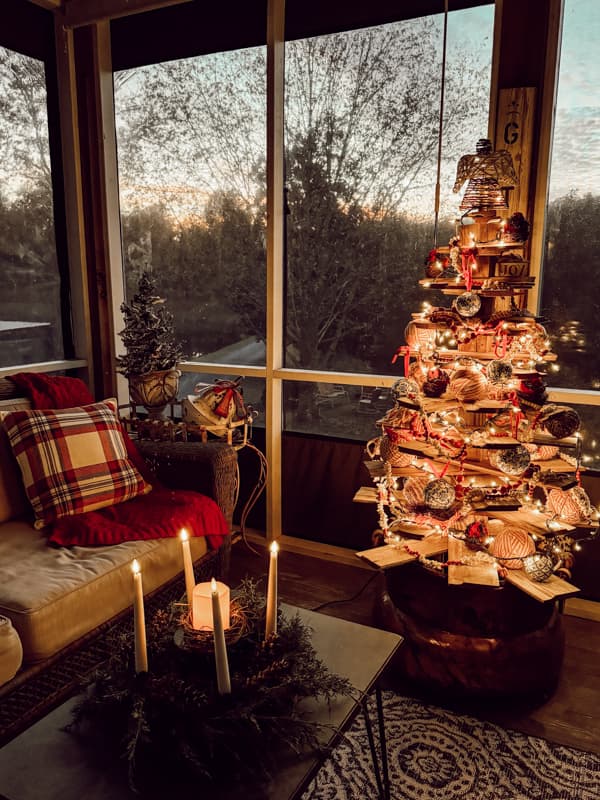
[9,373,227,550]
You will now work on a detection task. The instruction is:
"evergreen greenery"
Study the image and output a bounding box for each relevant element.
[117,271,184,377]
[69,580,353,795]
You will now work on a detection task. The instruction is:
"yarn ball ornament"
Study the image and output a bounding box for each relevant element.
[523,443,559,462]
[408,361,429,388]
[402,476,430,508]
[454,291,482,318]
[379,435,413,467]
[422,367,450,398]
[487,359,513,386]
[538,405,581,439]
[522,553,554,582]
[391,378,421,405]
[448,367,488,402]
[380,406,427,440]
[489,445,531,476]
[423,478,456,510]
[546,486,593,524]
[490,526,535,569]
[404,321,437,354]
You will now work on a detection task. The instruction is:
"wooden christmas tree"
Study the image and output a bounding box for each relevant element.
[357,139,599,604]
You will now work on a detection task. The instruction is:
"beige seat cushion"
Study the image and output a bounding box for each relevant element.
[0,519,208,663]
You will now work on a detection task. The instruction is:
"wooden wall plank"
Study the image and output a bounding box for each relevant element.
[494,86,536,219]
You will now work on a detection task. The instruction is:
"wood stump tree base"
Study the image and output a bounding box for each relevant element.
[376,565,565,701]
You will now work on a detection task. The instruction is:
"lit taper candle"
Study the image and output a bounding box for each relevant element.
[211,577,231,694]
[265,540,279,638]
[131,559,148,673]
[179,528,195,608]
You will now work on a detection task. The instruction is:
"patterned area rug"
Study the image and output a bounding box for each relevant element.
[302,691,600,800]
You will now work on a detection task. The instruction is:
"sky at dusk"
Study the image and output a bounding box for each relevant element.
[548,0,600,200]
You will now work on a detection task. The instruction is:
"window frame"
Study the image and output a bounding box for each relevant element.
[0,2,81,377]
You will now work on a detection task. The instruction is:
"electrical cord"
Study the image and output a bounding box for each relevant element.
[311,569,381,612]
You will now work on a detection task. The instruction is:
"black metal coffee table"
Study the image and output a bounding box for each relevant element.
[0,604,402,800]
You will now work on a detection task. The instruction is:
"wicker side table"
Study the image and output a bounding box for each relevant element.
[0,616,23,687]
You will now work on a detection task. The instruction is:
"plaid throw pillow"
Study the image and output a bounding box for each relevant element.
[1,399,151,529]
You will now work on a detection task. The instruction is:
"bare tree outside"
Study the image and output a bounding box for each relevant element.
[0,46,63,367]
[114,9,493,386]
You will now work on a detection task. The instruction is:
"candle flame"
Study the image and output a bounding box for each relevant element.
[179,529,189,542]
[211,577,217,592]
[270,540,280,555]
[132,559,140,575]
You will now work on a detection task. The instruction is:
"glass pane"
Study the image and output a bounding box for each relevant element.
[540,0,600,392]
[114,48,266,366]
[283,6,494,374]
[283,380,388,442]
[0,46,63,367]
[573,403,600,472]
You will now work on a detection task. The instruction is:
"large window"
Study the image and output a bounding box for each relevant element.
[114,46,267,402]
[540,0,599,392]
[0,45,63,367]
[283,5,494,432]
[539,0,600,469]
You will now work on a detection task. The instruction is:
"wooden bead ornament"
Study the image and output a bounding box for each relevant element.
[490,526,536,569]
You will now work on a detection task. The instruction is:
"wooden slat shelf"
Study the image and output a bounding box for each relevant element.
[447,537,500,587]
[356,534,448,569]
[504,569,580,602]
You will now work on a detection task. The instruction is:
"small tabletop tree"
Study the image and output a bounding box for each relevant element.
[118,271,184,417]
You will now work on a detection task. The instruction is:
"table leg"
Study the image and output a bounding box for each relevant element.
[375,685,390,800]
[360,694,385,799]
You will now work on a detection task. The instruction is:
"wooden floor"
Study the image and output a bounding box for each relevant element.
[229,537,600,755]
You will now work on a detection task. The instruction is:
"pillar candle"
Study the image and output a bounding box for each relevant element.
[192,581,230,631]
[265,540,279,638]
[131,559,148,673]
[179,529,195,608]
[211,577,231,695]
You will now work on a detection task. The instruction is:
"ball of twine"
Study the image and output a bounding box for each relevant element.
[546,486,592,524]
[175,599,249,653]
[404,321,437,351]
[448,367,488,402]
[402,475,429,508]
[523,442,559,461]
[490,526,535,569]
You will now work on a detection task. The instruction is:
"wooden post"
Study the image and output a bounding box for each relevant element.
[494,86,536,219]
[265,0,285,543]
